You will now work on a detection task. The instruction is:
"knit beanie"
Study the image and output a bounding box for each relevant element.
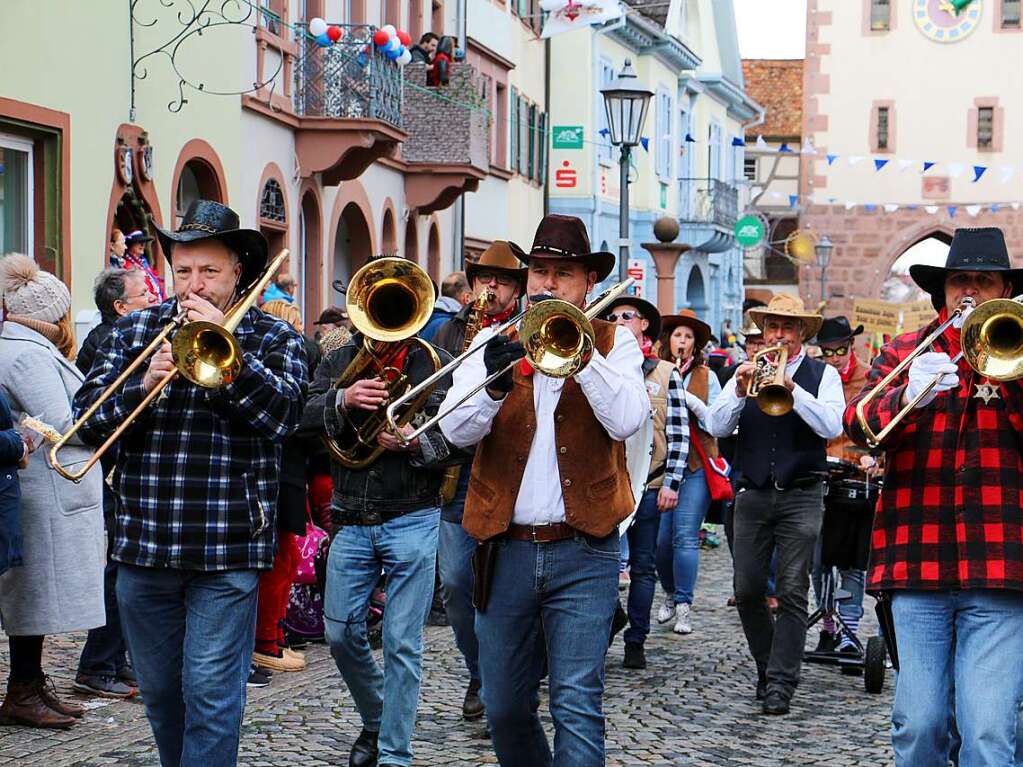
[0,253,72,323]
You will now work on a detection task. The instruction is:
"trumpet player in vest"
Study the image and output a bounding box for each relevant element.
[846,228,1023,767]
[706,294,844,716]
[297,256,454,767]
[440,215,648,767]
[652,310,720,636]
[431,241,527,722]
[602,296,690,670]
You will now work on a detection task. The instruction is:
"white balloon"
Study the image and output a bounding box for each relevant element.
[381,24,398,39]
[387,36,402,51]
[309,17,328,37]
[397,49,413,66]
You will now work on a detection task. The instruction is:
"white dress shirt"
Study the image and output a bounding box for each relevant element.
[440,324,649,525]
[706,349,845,440]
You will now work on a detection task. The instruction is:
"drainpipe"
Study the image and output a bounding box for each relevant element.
[544,37,551,215]
[454,0,468,269]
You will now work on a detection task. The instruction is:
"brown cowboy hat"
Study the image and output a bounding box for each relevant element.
[527,214,616,282]
[602,295,661,339]
[748,293,823,340]
[660,309,711,351]
[465,241,528,290]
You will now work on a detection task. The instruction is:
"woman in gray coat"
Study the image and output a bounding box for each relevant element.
[0,254,105,729]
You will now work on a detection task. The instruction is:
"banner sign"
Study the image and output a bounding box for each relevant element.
[853,299,901,336]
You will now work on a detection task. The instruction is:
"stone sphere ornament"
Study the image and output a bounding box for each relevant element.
[653,216,680,243]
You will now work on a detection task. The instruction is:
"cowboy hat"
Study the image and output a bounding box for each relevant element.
[739,320,763,343]
[814,315,864,345]
[660,309,711,351]
[155,200,268,290]
[465,241,528,289]
[602,295,661,339]
[909,227,1023,310]
[748,294,823,340]
[527,214,616,282]
[124,229,154,246]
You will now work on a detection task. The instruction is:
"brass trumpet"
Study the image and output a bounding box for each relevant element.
[747,345,793,416]
[322,257,440,469]
[50,249,292,482]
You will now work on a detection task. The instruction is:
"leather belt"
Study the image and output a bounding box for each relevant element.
[337,509,410,527]
[506,522,576,543]
[739,476,823,493]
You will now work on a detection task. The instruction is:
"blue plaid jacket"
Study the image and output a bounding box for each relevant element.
[73,300,308,571]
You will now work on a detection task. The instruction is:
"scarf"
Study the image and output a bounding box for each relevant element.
[676,355,694,375]
[481,306,515,328]
[7,312,77,361]
[839,351,858,385]
[938,306,962,353]
[640,336,657,359]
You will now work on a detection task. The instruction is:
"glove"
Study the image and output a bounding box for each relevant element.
[483,334,525,394]
[684,389,708,424]
[905,351,959,409]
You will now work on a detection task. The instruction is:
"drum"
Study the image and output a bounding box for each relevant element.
[821,475,881,571]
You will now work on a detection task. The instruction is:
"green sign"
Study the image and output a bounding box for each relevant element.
[552,125,584,150]
[735,214,765,247]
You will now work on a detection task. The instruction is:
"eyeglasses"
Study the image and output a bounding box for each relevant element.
[820,345,850,358]
[606,311,640,322]
[121,291,155,303]
[474,271,517,286]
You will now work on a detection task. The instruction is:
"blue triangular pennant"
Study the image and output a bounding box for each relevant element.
[639,137,650,152]
[991,204,1001,213]
[826,154,838,166]
[923,161,936,173]
[947,206,957,218]
[598,128,610,138]
[731,136,745,147]
[972,165,987,182]
[874,159,889,172]
[684,133,696,143]
[778,143,793,153]
[906,204,919,211]
[864,204,878,213]
[788,195,799,207]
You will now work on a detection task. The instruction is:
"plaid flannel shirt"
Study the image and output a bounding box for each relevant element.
[845,318,1023,592]
[73,301,308,571]
[664,367,690,491]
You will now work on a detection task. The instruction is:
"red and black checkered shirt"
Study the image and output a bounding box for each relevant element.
[845,315,1023,593]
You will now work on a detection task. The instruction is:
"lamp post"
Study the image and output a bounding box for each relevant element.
[601,59,653,284]
[815,234,834,303]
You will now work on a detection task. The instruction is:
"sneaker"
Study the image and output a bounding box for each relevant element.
[814,630,838,653]
[115,662,137,687]
[72,673,136,699]
[252,649,306,672]
[618,569,631,591]
[672,603,692,635]
[837,635,861,655]
[246,665,271,688]
[656,598,676,624]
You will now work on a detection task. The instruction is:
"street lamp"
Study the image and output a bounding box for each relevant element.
[601,59,654,283]
[815,234,834,303]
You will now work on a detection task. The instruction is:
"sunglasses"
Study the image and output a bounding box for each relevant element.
[606,311,640,322]
[820,345,850,358]
[474,271,517,286]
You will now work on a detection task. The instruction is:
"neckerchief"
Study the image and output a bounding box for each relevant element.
[938,305,962,355]
[641,336,657,359]
[839,350,858,385]
[481,306,515,328]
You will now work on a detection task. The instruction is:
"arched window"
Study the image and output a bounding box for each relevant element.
[260,179,286,224]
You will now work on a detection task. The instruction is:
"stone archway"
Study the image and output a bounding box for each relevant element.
[299,185,323,331]
[333,202,373,290]
[381,202,397,256]
[427,222,441,282]
[686,265,707,313]
[405,218,419,263]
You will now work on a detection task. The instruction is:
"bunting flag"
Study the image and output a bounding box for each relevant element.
[972,165,987,183]
[750,185,764,198]
[639,137,650,152]
[684,133,696,143]
[826,154,838,166]
[598,128,610,138]
[923,161,936,173]
[778,143,793,153]
[1014,203,1021,211]
[1001,165,1015,184]
[874,159,889,172]
[991,204,1001,213]
[848,155,866,166]
[789,195,799,207]
[540,0,623,38]
[731,136,745,147]
[844,201,857,210]
[800,140,816,155]
[884,203,900,212]
[966,204,982,216]
[864,204,878,213]
[925,205,939,214]
[948,206,958,217]
[755,135,769,150]
[898,158,916,173]
[948,163,964,179]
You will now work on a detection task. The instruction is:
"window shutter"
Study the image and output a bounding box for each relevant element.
[538,112,548,184]
[510,89,519,174]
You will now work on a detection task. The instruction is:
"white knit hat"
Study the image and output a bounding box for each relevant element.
[0,253,72,323]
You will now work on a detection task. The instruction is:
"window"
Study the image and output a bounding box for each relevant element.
[0,134,33,257]
[743,157,757,182]
[877,106,890,150]
[655,90,672,180]
[495,82,508,167]
[731,139,744,182]
[538,112,548,184]
[978,107,995,148]
[1003,0,1022,28]
[260,179,286,223]
[870,0,890,31]
[527,104,537,180]
[176,165,202,228]
[597,60,615,165]
[259,0,285,35]
[708,122,722,180]
[510,89,520,173]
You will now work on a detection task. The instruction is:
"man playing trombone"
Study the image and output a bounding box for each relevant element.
[845,227,1023,767]
[72,201,308,766]
[439,214,648,767]
[705,294,844,716]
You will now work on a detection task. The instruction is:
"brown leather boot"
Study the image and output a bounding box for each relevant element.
[0,681,76,728]
[35,676,85,718]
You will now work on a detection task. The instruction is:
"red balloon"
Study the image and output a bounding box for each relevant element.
[397,30,412,46]
[373,29,391,47]
[327,25,343,42]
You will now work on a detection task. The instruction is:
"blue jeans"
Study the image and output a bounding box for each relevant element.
[655,467,710,605]
[475,532,619,767]
[438,516,479,681]
[324,507,439,767]
[624,489,660,646]
[116,565,259,767]
[891,589,1023,767]
[812,540,866,631]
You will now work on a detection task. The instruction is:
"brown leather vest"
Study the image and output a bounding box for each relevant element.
[463,320,635,541]
[685,365,719,471]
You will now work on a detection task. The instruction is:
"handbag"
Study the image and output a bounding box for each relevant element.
[690,424,734,502]
[294,517,328,586]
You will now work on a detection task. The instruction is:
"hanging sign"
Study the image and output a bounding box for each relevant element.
[735,214,765,247]
[899,300,936,333]
[552,126,584,149]
[853,299,901,335]
[555,160,578,188]
[626,259,645,297]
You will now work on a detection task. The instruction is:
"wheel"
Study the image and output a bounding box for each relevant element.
[864,635,887,694]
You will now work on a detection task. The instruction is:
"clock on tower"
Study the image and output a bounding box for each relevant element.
[913,0,983,43]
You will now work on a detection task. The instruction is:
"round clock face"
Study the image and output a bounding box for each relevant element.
[913,0,983,43]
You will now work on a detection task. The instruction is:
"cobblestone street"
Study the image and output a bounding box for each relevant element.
[0,542,894,766]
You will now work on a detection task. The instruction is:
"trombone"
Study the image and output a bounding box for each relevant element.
[386,277,636,444]
[49,249,292,482]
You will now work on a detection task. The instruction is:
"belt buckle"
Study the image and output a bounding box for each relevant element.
[774,480,785,492]
[531,523,549,543]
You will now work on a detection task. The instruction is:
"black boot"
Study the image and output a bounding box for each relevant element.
[607,601,629,647]
[622,642,646,670]
[349,728,379,767]
[462,678,485,720]
[755,669,768,701]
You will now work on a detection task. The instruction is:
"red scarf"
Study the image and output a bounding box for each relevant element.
[839,351,858,385]
[641,336,657,359]
[938,306,962,354]
[481,307,515,328]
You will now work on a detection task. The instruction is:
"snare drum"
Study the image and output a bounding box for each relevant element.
[821,476,882,571]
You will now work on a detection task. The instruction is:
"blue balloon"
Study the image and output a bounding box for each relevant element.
[315,32,332,47]
[385,47,401,60]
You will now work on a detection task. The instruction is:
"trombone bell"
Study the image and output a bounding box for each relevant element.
[961,298,1023,382]
[520,301,595,379]
[172,321,244,388]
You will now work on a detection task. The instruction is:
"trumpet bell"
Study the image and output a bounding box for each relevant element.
[172,320,244,388]
[520,299,595,378]
[347,258,435,343]
[961,298,1023,382]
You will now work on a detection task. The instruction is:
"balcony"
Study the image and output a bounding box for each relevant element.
[678,178,739,253]
[289,25,407,184]
[400,63,490,213]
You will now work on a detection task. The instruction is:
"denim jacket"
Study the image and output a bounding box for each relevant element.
[298,335,455,515]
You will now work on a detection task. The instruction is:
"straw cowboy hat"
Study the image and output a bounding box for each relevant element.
[527,214,616,282]
[748,294,823,340]
[660,309,711,351]
[465,241,528,290]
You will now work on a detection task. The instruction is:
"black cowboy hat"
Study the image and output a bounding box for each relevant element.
[527,214,616,282]
[814,315,864,345]
[124,229,154,246]
[909,227,1023,310]
[155,200,269,290]
[602,295,661,339]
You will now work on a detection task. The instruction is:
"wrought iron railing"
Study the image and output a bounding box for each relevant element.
[293,24,403,128]
[678,178,739,228]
